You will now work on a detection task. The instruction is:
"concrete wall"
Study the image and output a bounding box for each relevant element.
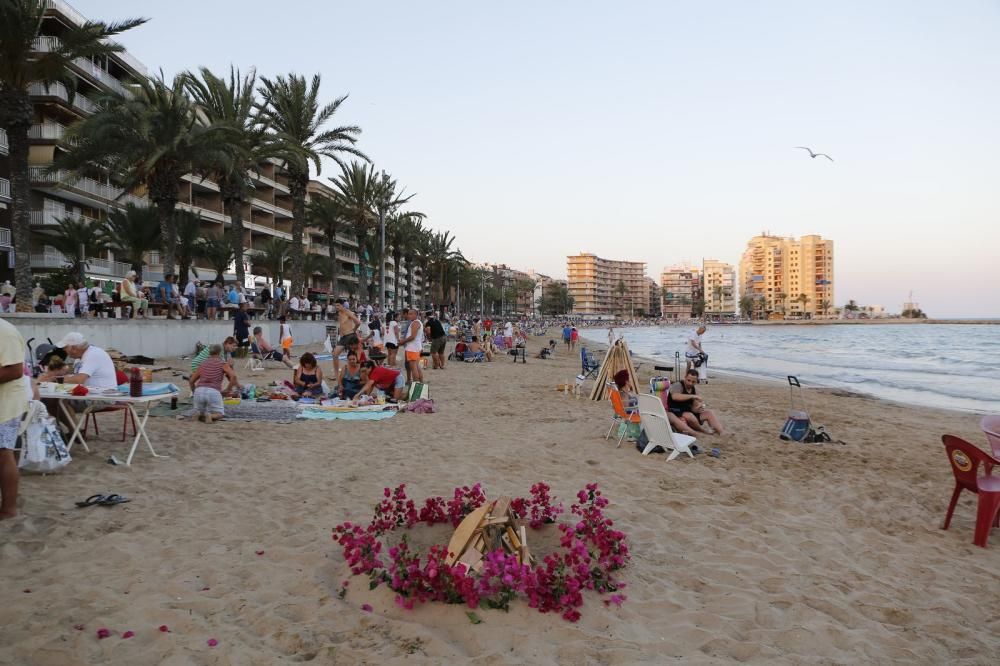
[0,315,332,358]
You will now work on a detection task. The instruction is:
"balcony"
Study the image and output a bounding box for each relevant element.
[44,1,147,75]
[28,122,68,141]
[0,178,10,201]
[30,208,99,227]
[176,201,224,223]
[28,81,96,114]
[245,221,292,241]
[30,166,147,207]
[0,128,7,155]
[29,250,129,277]
[0,228,10,247]
[251,197,293,218]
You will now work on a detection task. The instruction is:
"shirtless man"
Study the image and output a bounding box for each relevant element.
[332,298,362,377]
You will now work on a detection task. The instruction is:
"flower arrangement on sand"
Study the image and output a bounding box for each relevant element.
[333,482,630,622]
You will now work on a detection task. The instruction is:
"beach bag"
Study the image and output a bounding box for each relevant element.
[779,410,811,442]
[18,404,71,473]
[407,382,430,401]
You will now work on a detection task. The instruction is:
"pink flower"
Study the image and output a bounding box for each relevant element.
[207,638,218,647]
[96,628,111,639]
[361,604,373,613]
[158,625,170,633]
[122,631,135,639]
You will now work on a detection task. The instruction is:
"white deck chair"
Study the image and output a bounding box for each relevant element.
[635,394,698,461]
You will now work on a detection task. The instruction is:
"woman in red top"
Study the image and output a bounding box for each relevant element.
[353,361,405,402]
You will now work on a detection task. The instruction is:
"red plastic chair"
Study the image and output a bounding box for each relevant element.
[941,435,1000,548]
[83,406,137,442]
[981,415,1000,459]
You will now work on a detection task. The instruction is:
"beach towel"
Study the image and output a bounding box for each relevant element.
[298,409,397,421]
[116,382,180,396]
[404,398,436,414]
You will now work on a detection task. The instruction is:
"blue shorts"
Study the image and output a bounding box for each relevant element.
[207,299,220,308]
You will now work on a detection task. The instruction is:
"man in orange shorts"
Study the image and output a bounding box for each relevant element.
[399,307,424,384]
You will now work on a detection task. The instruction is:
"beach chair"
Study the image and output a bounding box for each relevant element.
[649,376,671,408]
[981,415,1000,459]
[941,435,1000,547]
[464,351,485,363]
[636,394,698,461]
[606,389,641,448]
[581,347,600,379]
[245,341,266,371]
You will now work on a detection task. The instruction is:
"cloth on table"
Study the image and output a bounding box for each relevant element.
[116,382,179,396]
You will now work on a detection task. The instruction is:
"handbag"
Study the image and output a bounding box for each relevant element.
[18,403,72,473]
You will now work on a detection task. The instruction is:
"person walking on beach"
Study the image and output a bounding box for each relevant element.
[278,316,294,361]
[685,325,707,372]
[562,322,572,349]
[399,308,424,384]
[570,326,579,351]
[331,299,362,378]
[425,311,447,369]
[0,317,27,519]
[384,311,400,368]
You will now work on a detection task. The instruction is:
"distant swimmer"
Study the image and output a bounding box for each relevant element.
[795,146,834,161]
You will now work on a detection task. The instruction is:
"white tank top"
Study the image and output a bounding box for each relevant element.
[404,319,423,352]
[385,320,399,345]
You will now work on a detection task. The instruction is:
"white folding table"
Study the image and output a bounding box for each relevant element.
[39,390,172,466]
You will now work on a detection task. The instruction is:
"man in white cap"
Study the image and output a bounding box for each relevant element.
[0,316,27,519]
[120,270,148,319]
[41,332,118,390]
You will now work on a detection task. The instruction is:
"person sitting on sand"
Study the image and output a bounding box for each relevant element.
[192,336,238,372]
[253,326,293,368]
[337,350,364,400]
[352,361,405,403]
[293,352,324,398]
[189,344,238,423]
[666,368,725,436]
[467,336,492,361]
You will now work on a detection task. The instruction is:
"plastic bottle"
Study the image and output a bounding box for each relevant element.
[129,367,143,397]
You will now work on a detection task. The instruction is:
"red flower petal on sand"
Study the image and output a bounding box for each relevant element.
[96,628,111,639]
[361,604,373,613]
[73,624,85,631]
[207,638,218,647]
[255,550,264,556]
[158,625,170,633]
[200,587,210,591]
[122,631,135,639]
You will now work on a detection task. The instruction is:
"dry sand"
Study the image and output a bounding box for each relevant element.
[1,337,999,665]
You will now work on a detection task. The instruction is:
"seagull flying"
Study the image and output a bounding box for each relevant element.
[795,146,833,161]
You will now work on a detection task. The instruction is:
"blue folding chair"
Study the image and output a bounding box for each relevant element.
[581,347,600,379]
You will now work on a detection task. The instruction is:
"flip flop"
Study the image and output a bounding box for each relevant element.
[75,494,106,508]
[97,494,130,506]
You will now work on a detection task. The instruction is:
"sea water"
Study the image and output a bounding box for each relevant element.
[579,324,1000,413]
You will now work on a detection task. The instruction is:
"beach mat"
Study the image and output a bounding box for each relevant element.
[298,409,397,422]
[181,399,302,423]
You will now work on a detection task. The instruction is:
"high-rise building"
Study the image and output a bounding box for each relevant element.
[738,233,834,319]
[566,253,648,316]
[660,264,700,319]
[702,259,736,316]
[644,276,662,317]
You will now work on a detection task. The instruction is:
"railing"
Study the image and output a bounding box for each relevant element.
[30,209,99,227]
[176,202,225,223]
[0,228,10,247]
[30,248,130,277]
[44,0,147,74]
[0,178,10,200]
[29,166,148,207]
[251,197,293,217]
[0,128,7,155]
[27,82,96,114]
[28,123,67,140]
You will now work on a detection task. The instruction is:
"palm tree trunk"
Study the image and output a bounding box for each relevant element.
[287,172,307,296]
[355,231,369,303]
[224,190,246,287]
[3,91,35,311]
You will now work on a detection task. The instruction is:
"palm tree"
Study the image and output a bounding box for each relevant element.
[425,230,465,306]
[174,209,202,287]
[401,218,425,308]
[252,237,289,289]
[329,161,378,297]
[197,236,235,282]
[57,73,232,277]
[371,172,414,306]
[45,216,108,285]
[257,73,366,297]
[307,194,347,298]
[301,251,328,292]
[796,293,810,314]
[739,295,754,318]
[818,299,831,317]
[100,204,161,282]
[0,0,145,310]
[776,292,788,315]
[184,66,270,287]
[385,211,424,310]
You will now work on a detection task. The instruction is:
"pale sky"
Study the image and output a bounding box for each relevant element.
[74,0,1000,317]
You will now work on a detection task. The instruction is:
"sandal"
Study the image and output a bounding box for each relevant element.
[75,494,106,508]
[97,494,130,506]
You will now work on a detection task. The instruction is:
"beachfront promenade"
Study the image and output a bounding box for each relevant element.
[1,334,997,663]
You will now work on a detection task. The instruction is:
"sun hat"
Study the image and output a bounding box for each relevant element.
[56,331,87,348]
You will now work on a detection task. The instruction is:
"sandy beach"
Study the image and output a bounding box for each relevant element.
[1,338,998,665]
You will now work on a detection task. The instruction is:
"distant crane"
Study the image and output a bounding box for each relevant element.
[795,146,834,161]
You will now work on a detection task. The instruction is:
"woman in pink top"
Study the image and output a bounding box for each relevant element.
[188,344,238,423]
[63,282,78,316]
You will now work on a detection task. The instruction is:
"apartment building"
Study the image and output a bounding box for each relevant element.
[660,264,701,319]
[0,127,9,262]
[738,233,834,319]
[566,253,648,316]
[702,259,736,316]
[645,276,662,318]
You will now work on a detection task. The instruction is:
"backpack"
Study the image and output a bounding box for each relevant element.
[779,410,811,442]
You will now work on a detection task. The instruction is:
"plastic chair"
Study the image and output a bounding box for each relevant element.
[981,416,1000,459]
[941,435,1000,548]
[83,405,137,443]
[636,394,698,460]
[649,376,671,408]
[606,389,640,448]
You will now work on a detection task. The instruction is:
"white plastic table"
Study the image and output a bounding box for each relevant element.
[39,389,172,466]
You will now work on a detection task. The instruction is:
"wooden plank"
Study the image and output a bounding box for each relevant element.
[444,503,492,565]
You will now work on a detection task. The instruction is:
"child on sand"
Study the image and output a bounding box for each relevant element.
[279,316,293,361]
[293,352,324,398]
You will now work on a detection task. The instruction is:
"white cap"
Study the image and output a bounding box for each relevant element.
[56,332,87,348]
